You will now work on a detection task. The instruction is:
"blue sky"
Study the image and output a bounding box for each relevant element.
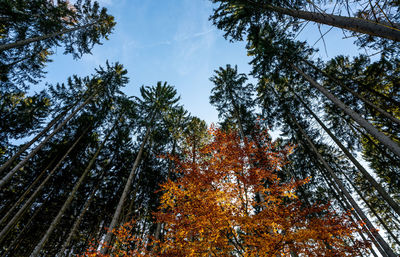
[43,0,363,126]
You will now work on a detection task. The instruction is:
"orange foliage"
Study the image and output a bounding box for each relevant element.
[156,128,369,256]
[80,220,153,257]
[83,128,370,257]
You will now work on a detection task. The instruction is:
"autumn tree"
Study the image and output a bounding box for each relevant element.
[86,128,370,256]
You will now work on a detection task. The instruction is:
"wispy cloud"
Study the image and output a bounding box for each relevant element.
[174,28,215,42]
[125,28,214,50]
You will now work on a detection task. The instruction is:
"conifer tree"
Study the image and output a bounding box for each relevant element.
[0,0,115,89]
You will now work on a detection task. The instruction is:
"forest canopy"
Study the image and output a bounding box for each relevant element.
[0,0,399,256]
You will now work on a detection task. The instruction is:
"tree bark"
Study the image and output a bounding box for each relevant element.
[291,64,400,158]
[244,0,400,41]
[228,90,246,142]
[288,112,396,257]
[0,128,88,244]
[30,122,114,257]
[0,156,57,226]
[100,126,151,254]
[364,87,400,107]
[304,60,400,127]
[0,93,95,189]
[320,171,380,257]
[337,164,400,246]
[293,91,400,216]
[58,177,102,256]
[0,107,70,174]
[349,122,400,165]
[0,22,95,52]
[0,190,53,257]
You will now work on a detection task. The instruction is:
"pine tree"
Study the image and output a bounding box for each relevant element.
[0,0,115,89]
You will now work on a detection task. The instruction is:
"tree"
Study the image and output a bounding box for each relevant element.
[210,64,254,140]
[210,0,400,54]
[0,62,128,189]
[29,116,119,257]
[0,90,50,158]
[85,128,370,256]
[101,82,181,253]
[0,0,115,89]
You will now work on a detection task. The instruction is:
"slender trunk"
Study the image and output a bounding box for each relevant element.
[0,22,95,52]
[0,128,88,244]
[0,107,70,174]
[0,156,57,226]
[364,87,400,107]
[1,54,33,70]
[122,170,144,225]
[155,142,177,245]
[350,122,400,164]
[30,123,114,257]
[245,0,400,41]
[167,139,177,178]
[321,171,380,257]
[192,138,196,164]
[303,60,400,127]
[154,223,162,240]
[289,113,396,257]
[293,91,400,216]
[100,126,152,254]
[0,128,88,243]
[0,93,95,189]
[1,190,53,257]
[228,90,246,141]
[337,164,400,245]
[60,163,112,256]
[58,177,102,256]
[291,64,400,158]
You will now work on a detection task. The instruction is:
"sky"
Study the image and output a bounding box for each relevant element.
[43,0,363,127]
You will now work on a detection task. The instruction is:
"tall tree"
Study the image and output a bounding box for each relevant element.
[0,0,115,89]
[101,82,180,253]
[210,0,400,54]
[0,62,128,189]
[210,64,254,140]
[29,116,118,257]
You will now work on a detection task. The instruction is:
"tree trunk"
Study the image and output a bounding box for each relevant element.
[0,107,70,174]
[100,126,151,254]
[228,90,246,141]
[0,93,95,189]
[337,164,400,246]
[303,60,400,127]
[167,139,177,178]
[272,81,393,255]
[154,222,162,240]
[349,122,400,165]
[30,122,115,257]
[288,112,396,257]
[0,128,88,244]
[364,87,400,107]
[245,0,400,41]
[0,189,53,257]
[293,91,400,216]
[58,177,102,256]
[320,171,380,257]
[0,22,95,52]
[291,64,400,158]
[0,156,57,226]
